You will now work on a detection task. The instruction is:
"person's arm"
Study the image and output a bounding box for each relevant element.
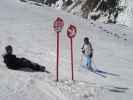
[89,43,93,58]
[81,44,85,54]
[2,54,7,64]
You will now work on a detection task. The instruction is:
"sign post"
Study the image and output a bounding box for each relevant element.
[67,24,77,81]
[53,17,64,81]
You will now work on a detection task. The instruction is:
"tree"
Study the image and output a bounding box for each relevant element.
[96,0,125,23]
[81,0,99,19]
[45,0,58,6]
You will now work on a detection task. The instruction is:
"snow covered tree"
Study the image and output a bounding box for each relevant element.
[96,0,125,23]
[45,0,59,6]
[81,0,99,19]
[62,0,73,9]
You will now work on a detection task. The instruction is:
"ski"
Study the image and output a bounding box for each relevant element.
[108,86,129,93]
[96,69,120,77]
[91,71,107,78]
[95,72,107,78]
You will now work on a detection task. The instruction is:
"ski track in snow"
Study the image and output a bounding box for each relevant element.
[0,0,133,100]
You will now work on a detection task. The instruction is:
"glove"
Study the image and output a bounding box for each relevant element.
[90,53,93,58]
[82,50,85,54]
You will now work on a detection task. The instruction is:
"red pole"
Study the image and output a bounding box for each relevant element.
[56,32,59,81]
[70,38,74,80]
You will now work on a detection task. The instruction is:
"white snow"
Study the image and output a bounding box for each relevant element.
[117,0,133,27]
[0,0,133,100]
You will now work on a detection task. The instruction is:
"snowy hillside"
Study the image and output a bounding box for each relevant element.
[43,0,133,27]
[21,0,133,27]
[118,0,133,27]
[0,0,133,100]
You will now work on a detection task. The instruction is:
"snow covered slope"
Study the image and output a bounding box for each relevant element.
[0,0,133,100]
[118,0,133,27]
[55,0,133,27]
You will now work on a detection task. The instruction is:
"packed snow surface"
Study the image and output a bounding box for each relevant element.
[0,0,133,100]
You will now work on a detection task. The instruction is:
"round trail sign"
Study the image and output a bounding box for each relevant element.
[67,24,77,38]
[53,17,64,32]
[67,24,77,80]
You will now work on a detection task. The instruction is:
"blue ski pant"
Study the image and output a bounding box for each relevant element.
[82,55,93,71]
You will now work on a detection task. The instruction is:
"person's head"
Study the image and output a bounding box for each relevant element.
[84,37,89,44]
[5,45,13,54]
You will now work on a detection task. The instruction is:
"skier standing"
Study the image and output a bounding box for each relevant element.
[81,37,94,71]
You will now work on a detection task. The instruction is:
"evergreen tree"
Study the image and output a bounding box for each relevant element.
[96,0,125,23]
[45,0,58,6]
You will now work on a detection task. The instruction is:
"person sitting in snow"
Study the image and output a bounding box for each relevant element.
[2,45,46,72]
[81,37,94,71]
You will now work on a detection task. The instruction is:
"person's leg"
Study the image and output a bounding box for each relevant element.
[20,58,44,71]
[81,54,88,69]
[34,64,45,71]
[80,54,85,67]
[28,62,45,72]
[8,66,20,70]
[81,55,91,70]
[18,58,45,72]
[86,56,94,71]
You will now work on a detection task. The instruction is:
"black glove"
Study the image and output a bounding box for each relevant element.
[90,53,93,58]
[82,50,85,54]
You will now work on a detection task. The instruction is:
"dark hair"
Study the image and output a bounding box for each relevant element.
[84,37,89,44]
[5,45,12,51]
